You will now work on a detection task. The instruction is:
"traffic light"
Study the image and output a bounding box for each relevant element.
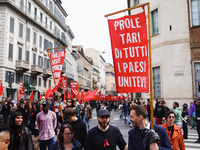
[10,73,14,83]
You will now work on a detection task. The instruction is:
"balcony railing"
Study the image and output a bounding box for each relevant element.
[16,60,29,72]
[31,65,43,75]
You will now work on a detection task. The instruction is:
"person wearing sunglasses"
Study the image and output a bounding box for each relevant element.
[161,111,185,150]
[51,123,81,150]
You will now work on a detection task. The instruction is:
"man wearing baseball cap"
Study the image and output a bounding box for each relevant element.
[36,101,57,149]
[84,109,128,150]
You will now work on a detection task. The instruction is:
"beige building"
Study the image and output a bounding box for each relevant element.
[73,45,92,92]
[85,48,106,94]
[0,0,76,100]
[127,0,200,107]
[105,63,116,95]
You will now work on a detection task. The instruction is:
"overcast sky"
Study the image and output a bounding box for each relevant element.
[62,0,128,64]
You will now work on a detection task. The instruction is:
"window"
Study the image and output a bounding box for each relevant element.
[28,2,31,14]
[33,31,37,45]
[38,56,41,66]
[44,58,47,68]
[39,77,41,86]
[49,42,52,49]
[26,27,30,42]
[47,59,50,68]
[153,67,161,98]
[33,53,36,65]
[20,0,24,11]
[25,50,30,61]
[41,57,43,66]
[10,17,14,33]
[44,79,47,87]
[45,0,48,7]
[50,21,52,30]
[49,79,51,87]
[34,8,37,20]
[151,9,159,36]
[8,43,13,59]
[32,77,37,86]
[18,46,22,60]
[16,73,22,83]
[49,1,53,12]
[44,38,48,50]
[191,0,200,26]
[39,35,42,48]
[134,0,139,6]
[40,13,43,23]
[45,17,48,29]
[24,75,29,83]
[19,23,23,38]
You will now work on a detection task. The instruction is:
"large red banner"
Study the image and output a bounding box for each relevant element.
[50,50,65,90]
[60,76,67,91]
[108,12,149,93]
[70,82,78,98]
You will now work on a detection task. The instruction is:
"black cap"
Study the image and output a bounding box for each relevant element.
[97,109,110,117]
[42,101,49,106]
[195,99,200,102]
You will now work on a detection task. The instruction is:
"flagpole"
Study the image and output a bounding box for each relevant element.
[147,3,154,130]
[104,2,149,17]
[47,47,66,122]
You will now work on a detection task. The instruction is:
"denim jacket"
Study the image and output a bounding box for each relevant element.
[52,140,82,150]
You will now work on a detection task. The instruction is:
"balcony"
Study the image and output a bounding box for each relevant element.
[16,60,29,72]
[43,68,52,78]
[31,65,43,75]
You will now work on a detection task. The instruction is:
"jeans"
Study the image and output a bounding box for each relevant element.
[124,111,129,124]
[83,116,90,130]
[39,137,54,150]
[190,116,195,127]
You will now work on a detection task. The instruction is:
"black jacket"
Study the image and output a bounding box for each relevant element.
[9,127,34,150]
[62,117,87,147]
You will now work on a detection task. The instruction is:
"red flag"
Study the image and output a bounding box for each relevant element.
[108,12,149,93]
[29,91,34,101]
[81,90,84,98]
[45,87,53,99]
[70,82,78,98]
[19,82,25,95]
[17,90,19,101]
[40,93,42,100]
[0,80,3,96]
[49,49,66,91]
[60,76,67,91]
[63,91,66,101]
[83,88,99,102]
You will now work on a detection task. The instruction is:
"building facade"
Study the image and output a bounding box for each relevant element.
[74,45,92,92]
[85,48,106,94]
[105,63,116,95]
[127,0,200,106]
[0,0,75,100]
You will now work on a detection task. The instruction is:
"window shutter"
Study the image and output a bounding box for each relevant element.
[5,71,9,82]
[29,76,33,85]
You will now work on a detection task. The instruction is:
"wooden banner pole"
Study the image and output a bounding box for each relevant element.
[47,47,66,122]
[104,2,149,17]
[147,3,154,130]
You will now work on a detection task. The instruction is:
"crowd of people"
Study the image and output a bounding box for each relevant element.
[0,95,200,150]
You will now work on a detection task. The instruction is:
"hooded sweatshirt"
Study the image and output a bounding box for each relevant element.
[174,107,182,123]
